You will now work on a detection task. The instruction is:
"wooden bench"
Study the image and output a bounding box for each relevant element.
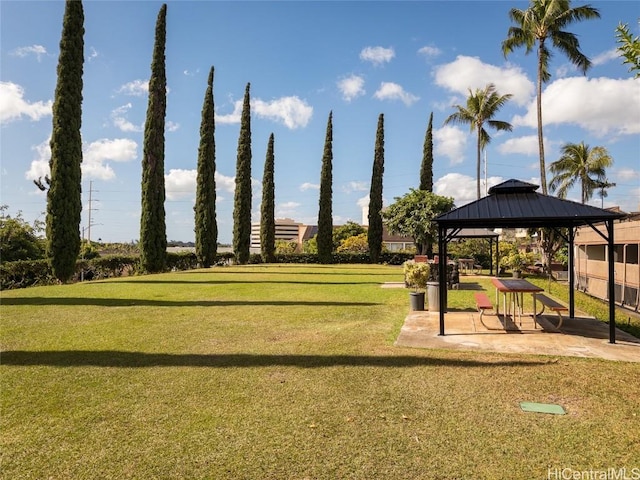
[535,294,568,329]
[474,292,494,321]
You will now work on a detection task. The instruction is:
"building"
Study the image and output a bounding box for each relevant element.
[574,211,639,311]
[250,218,414,253]
[250,218,306,251]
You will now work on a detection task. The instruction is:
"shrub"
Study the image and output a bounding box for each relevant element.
[403,260,430,291]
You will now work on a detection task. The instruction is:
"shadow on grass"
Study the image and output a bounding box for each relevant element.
[95,279,383,286]
[0,350,548,368]
[457,282,484,291]
[175,270,400,277]
[1,298,378,307]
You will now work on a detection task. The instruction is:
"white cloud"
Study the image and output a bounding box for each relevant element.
[434,173,506,206]
[373,82,419,106]
[591,48,619,67]
[164,169,236,200]
[165,169,196,200]
[83,138,138,180]
[166,121,180,132]
[252,96,313,129]
[117,79,149,96]
[216,96,313,129]
[434,125,467,165]
[497,135,540,156]
[216,171,236,194]
[0,82,52,124]
[418,45,441,58]
[342,181,368,193]
[300,182,319,191]
[88,46,99,62]
[276,201,301,218]
[216,100,242,124]
[512,77,640,136]
[11,44,47,61]
[337,75,365,102]
[616,168,640,181]
[360,46,395,66]
[110,103,142,132]
[25,137,137,182]
[25,137,51,182]
[357,194,369,209]
[434,55,534,106]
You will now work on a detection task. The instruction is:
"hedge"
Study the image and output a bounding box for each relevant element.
[1,251,411,290]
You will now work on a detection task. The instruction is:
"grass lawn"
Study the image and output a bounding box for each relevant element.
[2,264,639,479]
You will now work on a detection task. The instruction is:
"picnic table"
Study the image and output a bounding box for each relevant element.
[491,277,544,328]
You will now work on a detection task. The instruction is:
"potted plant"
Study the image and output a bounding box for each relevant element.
[403,260,430,311]
[501,251,532,278]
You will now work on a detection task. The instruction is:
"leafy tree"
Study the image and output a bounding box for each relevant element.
[333,221,366,249]
[317,111,333,264]
[382,189,455,255]
[233,83,252,264]
[46,0,84,282]
[194,66,217,268]
[260,133,276,263]
[275,240,297,254]
[0,207,45,262]
[503,0,600,194]
[140,3,168,273]
[302,237,318,254]
[367,113,385,263]
[444,84,512,200]
[419,112,434,192]
[549,141,613,204]
[337,233,369,254]
[616,22,640,78]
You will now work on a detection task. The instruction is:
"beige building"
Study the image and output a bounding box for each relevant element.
[574,212,639,311]
[250,219,414,253]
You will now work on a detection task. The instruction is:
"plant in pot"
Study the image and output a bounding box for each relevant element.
[403,260,430,311]
[501,251,532,278]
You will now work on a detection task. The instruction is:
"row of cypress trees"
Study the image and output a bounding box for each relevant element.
[44,1,399,279]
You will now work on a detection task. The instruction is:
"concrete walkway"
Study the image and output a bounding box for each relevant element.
[395,309,640,362]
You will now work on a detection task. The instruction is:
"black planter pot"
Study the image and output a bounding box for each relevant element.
[409,291,425,311]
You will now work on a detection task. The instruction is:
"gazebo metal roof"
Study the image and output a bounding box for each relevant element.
[434,179,626,343]
[436,180,625,229]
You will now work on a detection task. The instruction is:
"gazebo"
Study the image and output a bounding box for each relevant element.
[434,179,626,343]
[451,228,500,276]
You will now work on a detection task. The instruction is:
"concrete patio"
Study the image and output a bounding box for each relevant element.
[395,309,640,362]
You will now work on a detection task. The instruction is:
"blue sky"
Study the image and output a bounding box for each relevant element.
[1,1,639,244]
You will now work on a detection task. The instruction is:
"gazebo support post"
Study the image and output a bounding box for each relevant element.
[607,220,616,344]
[569,227,575,319]
[438,225,446,336]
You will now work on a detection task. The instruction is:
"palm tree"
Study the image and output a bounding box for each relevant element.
[444,84,512,200]
[549,141,613,204]
[502,0,600,195]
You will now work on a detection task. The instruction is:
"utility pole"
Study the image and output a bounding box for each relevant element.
[85,180,99,243]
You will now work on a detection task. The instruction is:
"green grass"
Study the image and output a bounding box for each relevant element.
[2,264,639,479]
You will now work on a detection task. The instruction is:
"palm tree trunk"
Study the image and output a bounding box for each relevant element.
[537,44,547,195]
[476,126,482,200]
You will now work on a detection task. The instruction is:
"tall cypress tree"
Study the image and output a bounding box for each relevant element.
[368,113,385,264]
[233,83,252,264]
[46,0,84,283]
[140,4,168,273]
[194,66,217,267]
[260,133,275,263]
[317,111,333,264]
[419,112,434,192]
